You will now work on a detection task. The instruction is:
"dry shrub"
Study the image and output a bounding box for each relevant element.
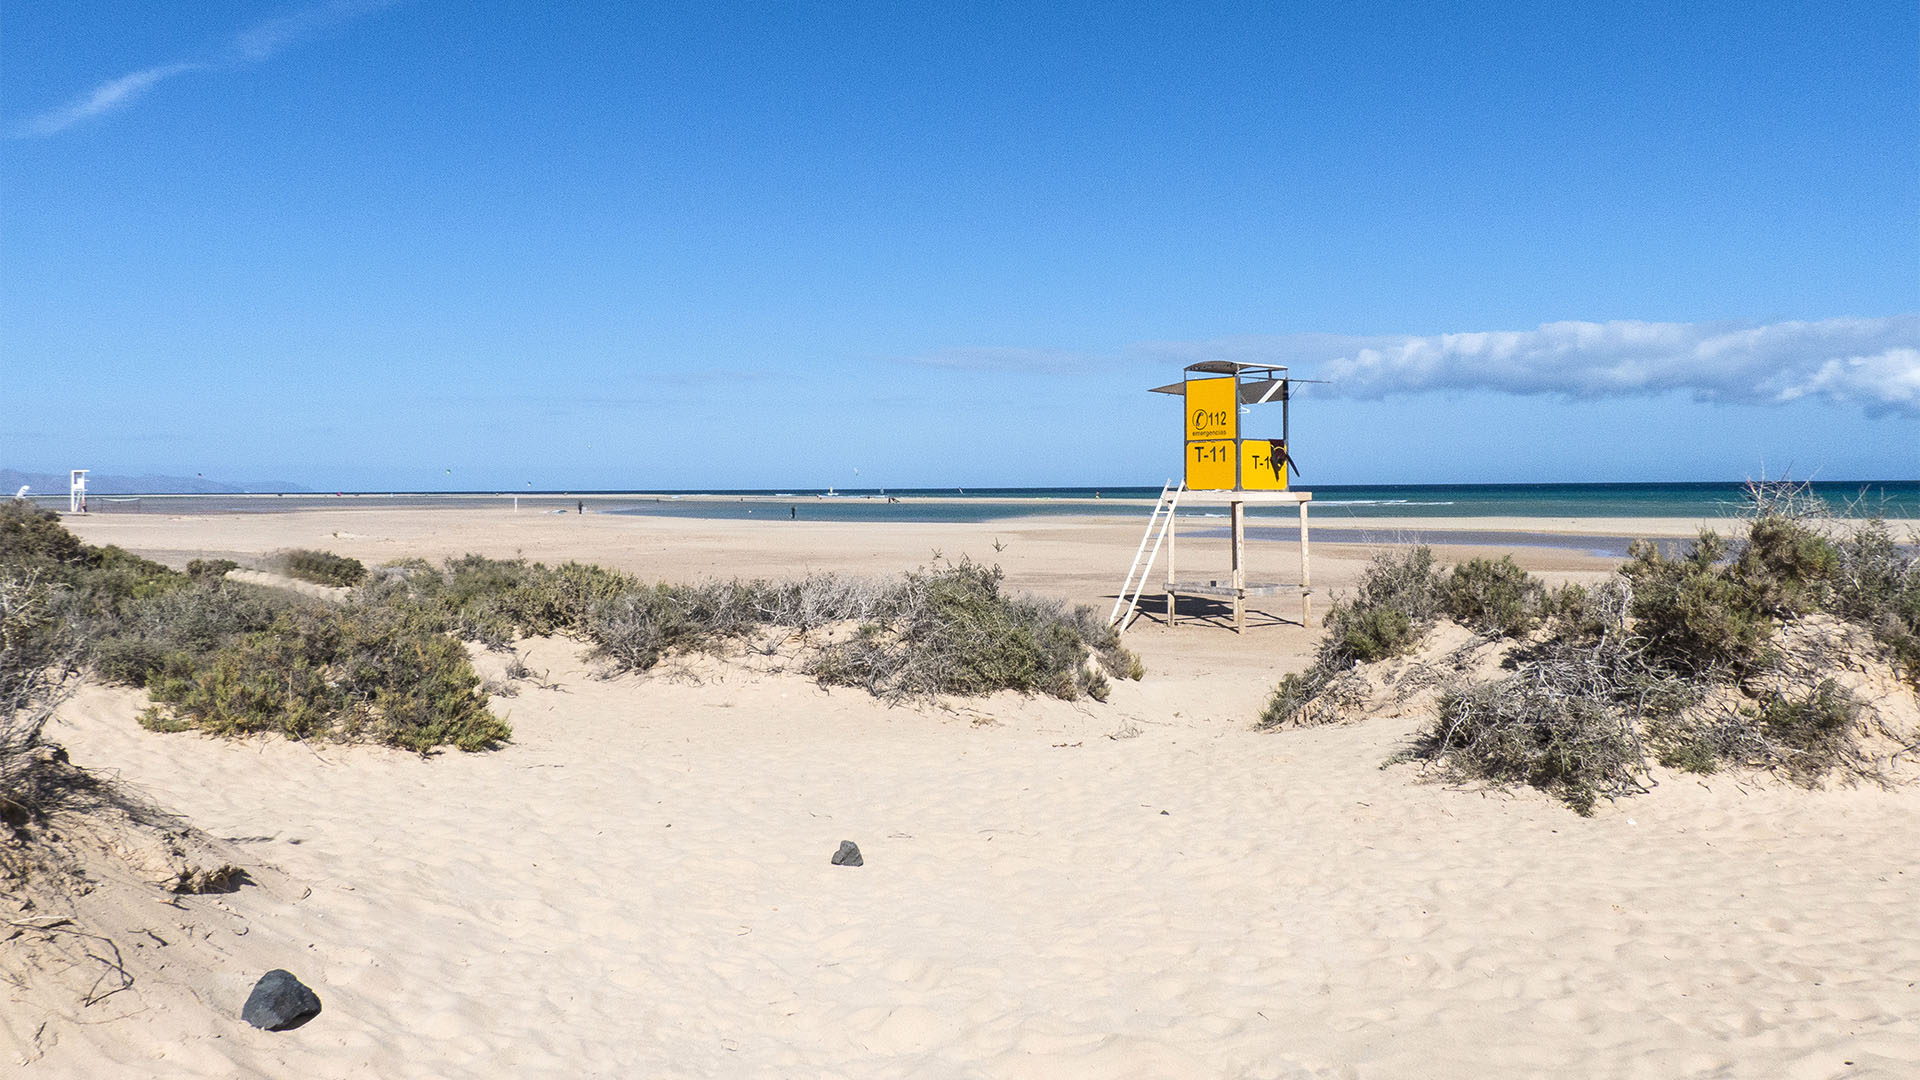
[1830,518,1920,684]
[750,572,891,632]
[586,581,769,671]
[1427,677,1644,816]
[1416,593,1695,814]
[1,573,74,846]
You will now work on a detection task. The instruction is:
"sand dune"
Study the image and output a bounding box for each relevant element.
[11,508,1919,1077]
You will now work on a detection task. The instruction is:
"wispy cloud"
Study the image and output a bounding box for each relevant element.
[228,0,397,63]
[18,62,204,137]
[15,0,398,137]
[905,315,1920,418]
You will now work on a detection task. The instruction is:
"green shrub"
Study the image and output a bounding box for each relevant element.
[0,502,88,569]
[1271,505,1903,810]
[1753,679,1861,780]
[1733,515,1838,617]
[1259,669,1328,728]
[84,579,293,686]
[1440,556,1546,637]
[143,620,339,742]
[2,504,184,608]
[807,557,1131,702]
[186,558,240,579]
[1321,546,1442,664]
[276,548,368,588]
[1539,580,1629,643]
[0,513,512,754]
[368,555,636,646]
[1331,604,1416,663]
[1257,547,1441,728]
[143,604,508,753]
[1622,517,1845,676]
[1621,532,1774,676]
[89,635,170,687]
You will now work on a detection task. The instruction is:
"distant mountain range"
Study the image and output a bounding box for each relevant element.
[2,469,310,495]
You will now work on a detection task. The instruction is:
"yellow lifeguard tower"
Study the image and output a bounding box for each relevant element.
[1110,362,1313,633]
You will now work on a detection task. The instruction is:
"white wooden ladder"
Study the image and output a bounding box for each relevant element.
[1109,482,1183,633]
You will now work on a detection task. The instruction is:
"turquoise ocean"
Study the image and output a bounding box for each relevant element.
[56,481,1919,523]
[601,481,1920,523]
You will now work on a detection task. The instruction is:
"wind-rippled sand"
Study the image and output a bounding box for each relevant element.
[13,509,1920,1077]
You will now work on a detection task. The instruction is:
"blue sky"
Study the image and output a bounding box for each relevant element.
[4,1,1915,490]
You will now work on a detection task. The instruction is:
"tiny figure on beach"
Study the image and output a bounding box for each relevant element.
[790,506,796,520]
[576,500,583,514]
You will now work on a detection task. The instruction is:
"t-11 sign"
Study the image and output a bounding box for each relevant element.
[1169,369,1290,491]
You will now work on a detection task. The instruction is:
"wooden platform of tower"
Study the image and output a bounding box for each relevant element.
[1110,361,1317,634]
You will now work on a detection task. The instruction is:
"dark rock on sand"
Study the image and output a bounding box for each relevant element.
[831,840,863,867]
[242,969,322,1031]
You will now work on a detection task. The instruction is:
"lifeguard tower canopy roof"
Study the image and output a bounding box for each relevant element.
[1148,361,1323,402]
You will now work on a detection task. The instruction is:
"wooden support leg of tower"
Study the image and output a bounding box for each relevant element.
[1299,500,1312,627]
[1230,501,1246,634]
[1165,503,1177,626]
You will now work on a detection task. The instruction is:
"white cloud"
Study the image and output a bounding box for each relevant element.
[1778,347,1920,415]
[15,1,399,137]
[1313,316,1920,415]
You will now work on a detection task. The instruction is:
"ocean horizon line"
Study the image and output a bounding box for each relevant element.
[27,479,1920,522]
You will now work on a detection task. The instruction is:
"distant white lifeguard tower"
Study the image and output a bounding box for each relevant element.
[69,470,89,513]
[1111,362,1316,633]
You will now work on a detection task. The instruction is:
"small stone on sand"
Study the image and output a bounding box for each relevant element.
[241,969,322,1031]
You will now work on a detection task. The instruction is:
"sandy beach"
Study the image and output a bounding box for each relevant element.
[10,507,1919,1077]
